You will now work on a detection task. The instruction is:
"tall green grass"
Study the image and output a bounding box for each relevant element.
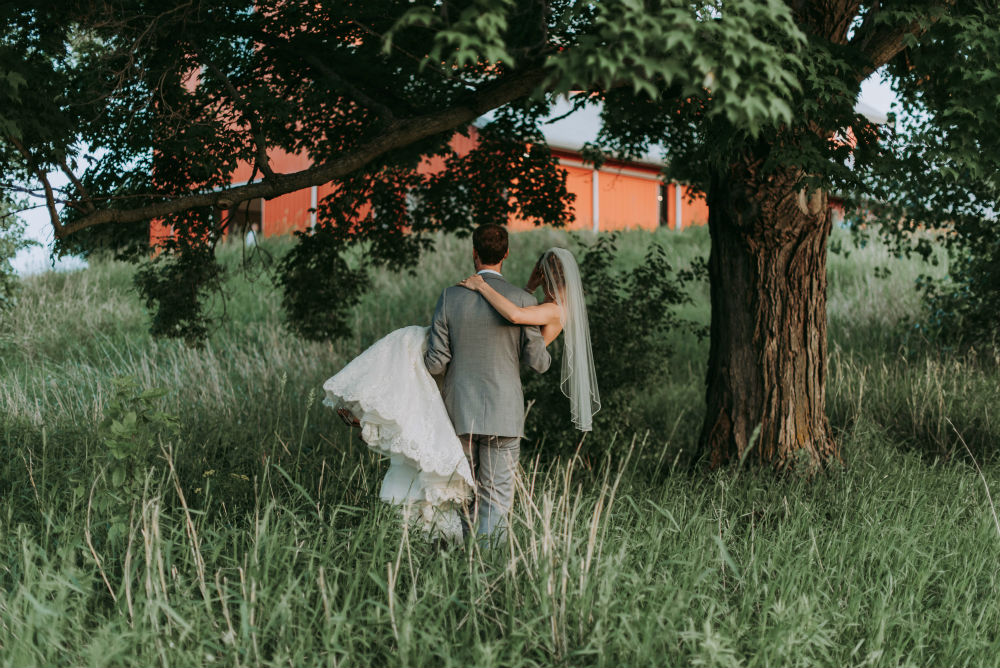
[1,227,998,667]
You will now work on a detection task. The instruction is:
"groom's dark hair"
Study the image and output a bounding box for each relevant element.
[473,224,509,265]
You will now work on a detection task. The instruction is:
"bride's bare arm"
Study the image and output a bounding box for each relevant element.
[539,320,563,346]
[457,274,561,327]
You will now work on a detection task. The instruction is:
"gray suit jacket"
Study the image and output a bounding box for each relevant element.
[424,273,551,438]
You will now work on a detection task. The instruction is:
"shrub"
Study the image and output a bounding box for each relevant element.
[92,376,179,545]
[0,206,36,311]
[918,217,1000,351]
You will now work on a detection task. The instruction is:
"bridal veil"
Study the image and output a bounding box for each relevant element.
[539,248,601,431]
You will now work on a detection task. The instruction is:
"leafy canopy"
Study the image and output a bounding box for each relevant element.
[6,1,998,344]
[1,0,805,341]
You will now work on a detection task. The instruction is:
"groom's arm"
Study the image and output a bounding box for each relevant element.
[424,289,451,376]
[521,324,551,374]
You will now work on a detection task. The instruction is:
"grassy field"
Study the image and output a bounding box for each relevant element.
[2,226,1000,667]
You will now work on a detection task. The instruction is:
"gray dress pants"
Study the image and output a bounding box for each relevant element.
[458,434,520,540]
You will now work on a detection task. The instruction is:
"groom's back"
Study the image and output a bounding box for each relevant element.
[425,274,550,438]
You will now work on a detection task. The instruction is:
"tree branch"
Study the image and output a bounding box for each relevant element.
[7,134,65,235]
[298,51,397,124]
[57,155,97,212]
[853,0,881,50]
[256,32,399,124]
[850,2,952,82]
[55,66,549,239]
[192,40,277,179]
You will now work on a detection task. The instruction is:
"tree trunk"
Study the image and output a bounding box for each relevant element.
[700,160,839,472]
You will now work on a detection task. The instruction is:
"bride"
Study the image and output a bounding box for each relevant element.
[322,246,600,540]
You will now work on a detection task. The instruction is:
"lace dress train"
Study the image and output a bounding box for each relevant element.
[322,326,474,540]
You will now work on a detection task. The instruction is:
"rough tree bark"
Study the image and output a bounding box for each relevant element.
[697,0,937,471]
[700,160,838,471]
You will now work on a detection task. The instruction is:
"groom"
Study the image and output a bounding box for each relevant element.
[424,224,551,542]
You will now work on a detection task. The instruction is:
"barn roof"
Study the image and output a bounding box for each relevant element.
[481,95,891,169]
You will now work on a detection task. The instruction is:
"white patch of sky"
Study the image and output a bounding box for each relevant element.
[10,170,89,277]
[859,69,897,118]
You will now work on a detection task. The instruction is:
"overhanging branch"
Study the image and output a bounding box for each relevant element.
[255,31,400,124]
[7,134,65,235]
[298,51,397,124]
[850,1,953,82]
[56,66,549,239]
[193,39,277,179]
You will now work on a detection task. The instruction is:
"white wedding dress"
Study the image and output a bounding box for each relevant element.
[322,326,474,540]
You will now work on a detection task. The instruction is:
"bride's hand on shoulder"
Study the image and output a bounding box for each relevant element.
[457,274,487,292]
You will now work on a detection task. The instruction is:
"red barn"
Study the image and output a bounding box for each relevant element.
[152,98,887,243]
